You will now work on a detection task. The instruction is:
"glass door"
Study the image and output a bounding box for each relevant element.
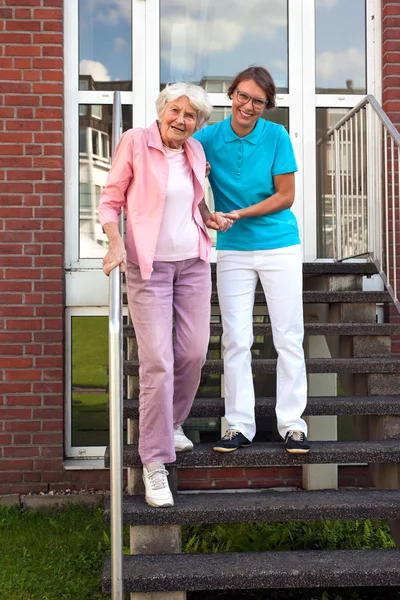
[143,0,377,261]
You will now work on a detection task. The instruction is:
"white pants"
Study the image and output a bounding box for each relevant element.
[217,245,307,441]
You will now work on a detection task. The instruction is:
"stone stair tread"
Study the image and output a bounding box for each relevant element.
[124,322,400,338]
[210,290,392,304]
[104,439,400,468]
[123,289,390,306]
[215,262,379,275]
[122,395,400,419]
[104,488,400,526]
[124,357,400,376]
[102,549,400,593]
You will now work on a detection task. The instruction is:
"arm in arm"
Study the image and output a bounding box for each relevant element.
[198,199,233,231]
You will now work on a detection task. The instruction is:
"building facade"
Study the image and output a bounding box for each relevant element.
[0,0,399,494]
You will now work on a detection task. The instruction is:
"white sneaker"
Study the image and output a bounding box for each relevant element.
[174,425,194,452]
[142,463,174,508]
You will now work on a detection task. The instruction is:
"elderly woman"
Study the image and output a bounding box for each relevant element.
[98,83,229,508]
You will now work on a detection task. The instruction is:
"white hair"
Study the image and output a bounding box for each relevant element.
[156,82,212,130]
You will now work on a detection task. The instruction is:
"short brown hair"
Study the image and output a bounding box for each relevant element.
[227,66,276,110]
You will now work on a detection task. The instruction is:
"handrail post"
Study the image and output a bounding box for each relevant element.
[366,102,376,257]
[109,265,124,600]
[334,129,342,261]
[109,89,124,599]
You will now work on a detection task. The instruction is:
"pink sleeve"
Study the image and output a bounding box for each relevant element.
[98,130,134,226]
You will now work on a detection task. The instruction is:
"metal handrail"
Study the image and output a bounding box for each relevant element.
[108,90,124,599]
[318,94,400,312]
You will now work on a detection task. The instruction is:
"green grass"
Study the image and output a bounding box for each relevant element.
[0,505,117,600]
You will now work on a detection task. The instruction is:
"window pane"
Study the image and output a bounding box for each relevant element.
[92,130,99,156]
[78,0,132,91]
[315,0,366,94]
[71,316,109,447]
[316,107,367,258]
[79,104,132,258]
[79,128,87,153]
[79,182,91,211]
[160,0,288,93]
[92,105,102,119]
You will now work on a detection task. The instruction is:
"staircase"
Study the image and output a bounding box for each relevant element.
[102,261,400,598]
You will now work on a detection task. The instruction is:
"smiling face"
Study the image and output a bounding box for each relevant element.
[159,96,198,149]
[230,78,267,137]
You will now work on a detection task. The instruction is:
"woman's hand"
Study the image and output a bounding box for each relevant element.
[222,210,241,222]
[102,237,127,276]
[205,161,211,177]
[205,211,234,231]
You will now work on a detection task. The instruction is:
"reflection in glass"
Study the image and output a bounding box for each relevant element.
[316,108,367,258]
[72,317,106,447]
[79,104,132,258]
[71,315,127,449]
[78,0,132,90]
[160,0,288,93]
[315,0,366,94]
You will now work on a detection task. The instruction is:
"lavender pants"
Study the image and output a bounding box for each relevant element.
[125,258,211,464]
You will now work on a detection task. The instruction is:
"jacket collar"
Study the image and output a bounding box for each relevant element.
[222,115,262,145]
[148,120,164,151]
[147,120,204,194]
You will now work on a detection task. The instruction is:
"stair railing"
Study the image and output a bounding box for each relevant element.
[320,94,400,312]
[108,90,124,599]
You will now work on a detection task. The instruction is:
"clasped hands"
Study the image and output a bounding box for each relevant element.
[204,210,240,231]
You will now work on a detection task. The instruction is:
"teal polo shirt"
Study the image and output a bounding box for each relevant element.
[194,116,300,251]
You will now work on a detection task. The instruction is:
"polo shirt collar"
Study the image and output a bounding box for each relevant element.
[222,116,262,145]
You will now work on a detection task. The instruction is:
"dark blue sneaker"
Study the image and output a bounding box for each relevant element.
[285,430,310,454]
[213,429,252,453]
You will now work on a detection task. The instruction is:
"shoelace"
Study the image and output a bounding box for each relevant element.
[287,430,304,442]
[222,430,240,441]
[147,466,169,490]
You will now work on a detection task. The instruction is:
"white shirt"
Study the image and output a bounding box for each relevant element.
[154,146,200,261]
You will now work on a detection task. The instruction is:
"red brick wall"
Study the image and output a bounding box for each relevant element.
[383,1,400,356]
[0,0,106,495]
[0,0,66,494]
[178,466,373,491]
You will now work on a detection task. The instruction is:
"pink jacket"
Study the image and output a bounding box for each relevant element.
[98,121,211,280]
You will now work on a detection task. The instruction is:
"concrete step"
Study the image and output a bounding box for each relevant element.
[123,289,390,306]
[124,322,400,339]
[102,549,400,593]
[104,439,400,469]
[122,395,400,420]
[209,290,391,304]
[211,262,378,276]
[104,488,400,527]
[124,357,400,376]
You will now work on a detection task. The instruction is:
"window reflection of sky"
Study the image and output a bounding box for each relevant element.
[78,0,132,83]
[316,0,366,92]
[160,0,288,91]
[77,0,366,94]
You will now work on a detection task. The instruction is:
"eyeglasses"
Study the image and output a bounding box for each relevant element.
[235,89,267,111]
